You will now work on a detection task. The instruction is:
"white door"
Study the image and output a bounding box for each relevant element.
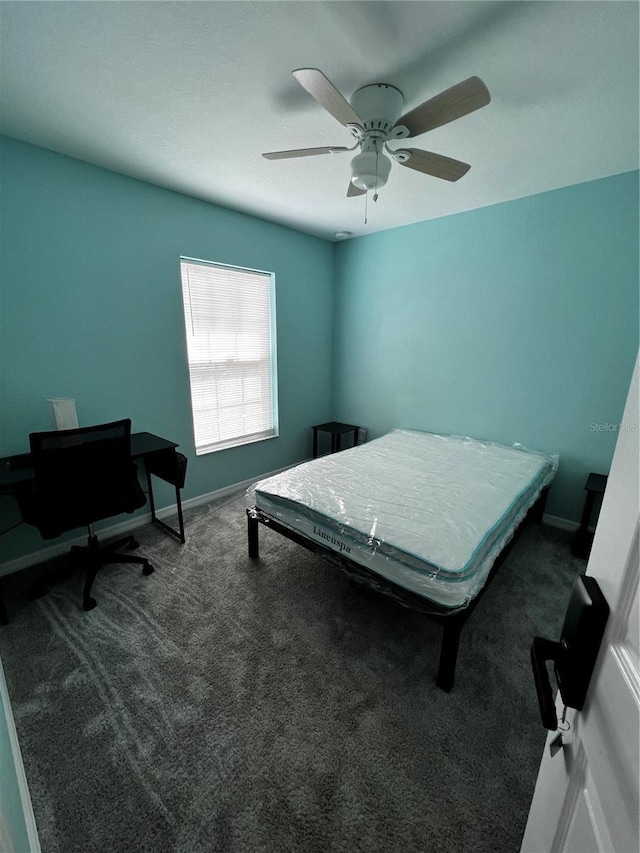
[521,355,639,853]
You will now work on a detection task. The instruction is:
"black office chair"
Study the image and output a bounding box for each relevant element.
[17,418,153,611]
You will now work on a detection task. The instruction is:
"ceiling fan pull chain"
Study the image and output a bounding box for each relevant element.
[374,148,379,203]
[364,190,368,225]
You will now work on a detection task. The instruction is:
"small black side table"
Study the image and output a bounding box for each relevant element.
[312,421,360,459]
[571,472,608,558]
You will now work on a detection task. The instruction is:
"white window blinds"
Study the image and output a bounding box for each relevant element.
[180,258,278,455]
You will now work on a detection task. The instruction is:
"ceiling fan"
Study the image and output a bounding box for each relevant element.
[263,68,491,197]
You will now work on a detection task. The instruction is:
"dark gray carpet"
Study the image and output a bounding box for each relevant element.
[0,492,583,853]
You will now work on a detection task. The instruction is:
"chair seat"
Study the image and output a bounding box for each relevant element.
[17,466,146,539]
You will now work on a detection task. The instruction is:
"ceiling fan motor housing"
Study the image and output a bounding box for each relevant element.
[349,84,405,191]
[350,84,404,131]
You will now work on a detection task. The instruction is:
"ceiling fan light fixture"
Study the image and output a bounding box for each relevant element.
[350,150,391,191]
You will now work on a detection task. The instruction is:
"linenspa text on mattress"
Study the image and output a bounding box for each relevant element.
[313,525,351,554]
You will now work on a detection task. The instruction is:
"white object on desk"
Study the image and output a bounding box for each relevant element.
[47,398,79,430]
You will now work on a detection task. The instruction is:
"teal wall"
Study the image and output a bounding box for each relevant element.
[333,171,639,522]
[0,136,334,562]
[1,135,637,566]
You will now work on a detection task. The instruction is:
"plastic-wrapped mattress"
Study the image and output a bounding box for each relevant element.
[247,429,558,608]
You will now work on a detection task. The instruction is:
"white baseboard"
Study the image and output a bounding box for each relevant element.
[0,464,294,579]
[542,513,579,532]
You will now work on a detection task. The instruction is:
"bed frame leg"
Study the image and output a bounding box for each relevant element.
[530,486,549,524]
[247,512,260,560]
[436,621,463,692]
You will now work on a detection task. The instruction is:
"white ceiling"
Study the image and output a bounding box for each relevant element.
[1,1,638,241]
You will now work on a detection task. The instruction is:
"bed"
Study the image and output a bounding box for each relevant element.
[246,429,558,691]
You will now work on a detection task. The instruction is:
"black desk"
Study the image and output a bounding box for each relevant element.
[0,431,187,624]
[0,431,187,544]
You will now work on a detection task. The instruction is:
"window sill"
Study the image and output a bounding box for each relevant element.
[195,431,279,456]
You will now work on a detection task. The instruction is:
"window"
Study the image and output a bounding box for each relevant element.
[179,257,278,455]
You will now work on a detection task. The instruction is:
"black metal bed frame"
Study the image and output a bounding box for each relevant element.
[246,487,549,692]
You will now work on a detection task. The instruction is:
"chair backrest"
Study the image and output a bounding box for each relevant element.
[28,418,146,535]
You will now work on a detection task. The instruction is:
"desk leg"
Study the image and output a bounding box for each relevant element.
[312,429,318,459]
[174,484,186,544]
[331,433,340,453]
[146,468,157,522]
[146,471,186,544]
[352,428,359,448]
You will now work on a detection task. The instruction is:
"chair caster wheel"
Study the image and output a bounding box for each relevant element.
[143,564,154,576]
[83,597,97,611]
[129,538,140,550]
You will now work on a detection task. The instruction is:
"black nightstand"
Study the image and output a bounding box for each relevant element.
[311,421,360,459]
[571,472,608,558]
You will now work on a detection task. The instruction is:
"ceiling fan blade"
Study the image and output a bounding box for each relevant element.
[347,181,366,197]
[399,149,471,182]
[293,68,363,128]
[397,77,490,137]
[263,146,350,160]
